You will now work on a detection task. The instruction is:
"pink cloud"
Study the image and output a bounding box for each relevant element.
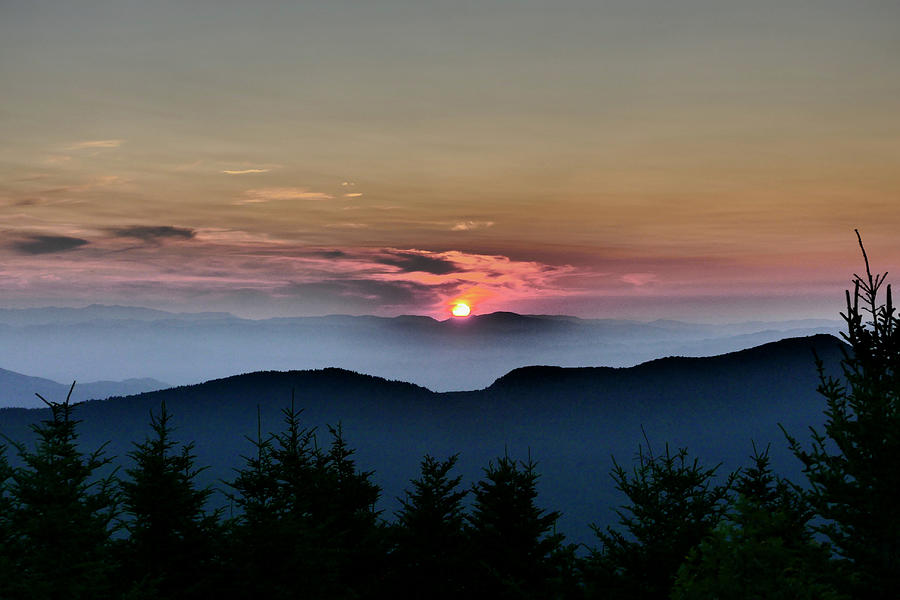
[223,168,270,175]
[620,272,657,286]
[0,225,863,320]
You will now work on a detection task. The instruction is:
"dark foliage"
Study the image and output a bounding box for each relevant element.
[118,401,220,599]
[0,443,16,591]
[783,232,900,598]
[221,406,285,598]
[584,439,734,600]
[672,444,842,599]
[223,397,385,599]
[0,385,118,600]
[467,454,575,599]
[390,454,470,599]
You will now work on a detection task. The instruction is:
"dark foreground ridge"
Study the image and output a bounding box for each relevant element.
[488,333,843,392]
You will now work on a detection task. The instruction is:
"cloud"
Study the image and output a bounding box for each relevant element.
[281,279,448,308]
[374,250,460,275]
[68,139,123,150]
[25,176,127,199]
[311,250,348,259]
[11,234,89,255]
[110,226,196,242]
[238,187,333,204]
[326,223,369,229]
[222,169,270,175]
[451,220,495,231]
[341,181,356,187]
[620,272,658,286]
[344,192,363,198]
[1,230,581,319]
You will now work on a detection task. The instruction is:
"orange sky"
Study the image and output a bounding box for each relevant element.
[2,1,899,320]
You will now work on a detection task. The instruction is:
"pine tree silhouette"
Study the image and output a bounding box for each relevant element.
[783,231,900,598]
[671,444,842,599]
[584,439,733,600]
[1,383,119,600]
[0,442,18,594]
[224,397,385,598]
[392,454,469,599]
[468,453,568,599]
[119,401,220,600]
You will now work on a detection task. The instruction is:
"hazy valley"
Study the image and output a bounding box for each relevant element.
[0,304,841,398]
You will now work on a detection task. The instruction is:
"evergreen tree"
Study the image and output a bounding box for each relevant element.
[1,384,119,600]
[222,406,287,599]
[783,232,900,598]
[315,422,386,598]
[119,401,220,600]
[392,454,469,599]
[467,454,569,599]
[224,400,384,599]
[222,400,314,599]
[0,443,17,593]
[671,444,842,599]
[584,440,733,600]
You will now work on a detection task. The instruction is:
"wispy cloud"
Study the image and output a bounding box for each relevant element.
[38,175,127,195]
[68,139,124,150]
[344,192,363,198]
[222,168,271,175]
[325,223,369,229]
[78,175,126,190]
[238,187,333,204]
[451,220,495,231]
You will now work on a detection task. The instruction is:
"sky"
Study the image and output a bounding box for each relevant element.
[2,0,899,321]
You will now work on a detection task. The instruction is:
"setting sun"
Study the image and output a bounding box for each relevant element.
[451,303,471,317]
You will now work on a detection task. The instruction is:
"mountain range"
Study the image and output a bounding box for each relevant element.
[0,368,168,410]
[0,304,842,393]
[0,333,847,547]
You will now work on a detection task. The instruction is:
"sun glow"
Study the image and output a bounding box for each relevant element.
[451,302,471,317]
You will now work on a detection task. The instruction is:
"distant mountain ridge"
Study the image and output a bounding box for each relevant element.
[0,368,169,409]
[0,304,843,330]
[0,334,847,546]
[0,305,842,392]
[0,304,234,326]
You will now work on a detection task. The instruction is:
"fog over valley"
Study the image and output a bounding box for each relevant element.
[0,305,841,404]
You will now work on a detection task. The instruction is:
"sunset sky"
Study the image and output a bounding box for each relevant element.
[2,1,899,321]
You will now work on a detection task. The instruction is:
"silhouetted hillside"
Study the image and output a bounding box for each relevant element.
[0,334,847,546]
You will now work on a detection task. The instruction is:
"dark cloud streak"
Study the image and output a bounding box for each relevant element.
[374,250,458,275]
[109,226,195,242]
[281,278,458,308]
[11,235,89,255]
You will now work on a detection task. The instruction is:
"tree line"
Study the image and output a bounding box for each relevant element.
[1,242,897,599]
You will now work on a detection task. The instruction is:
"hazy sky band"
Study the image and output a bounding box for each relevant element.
[2,0,898,319]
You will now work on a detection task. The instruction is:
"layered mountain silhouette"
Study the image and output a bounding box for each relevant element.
[0,368,169,409]
[0,305,841,392]
[0,333,846,546]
